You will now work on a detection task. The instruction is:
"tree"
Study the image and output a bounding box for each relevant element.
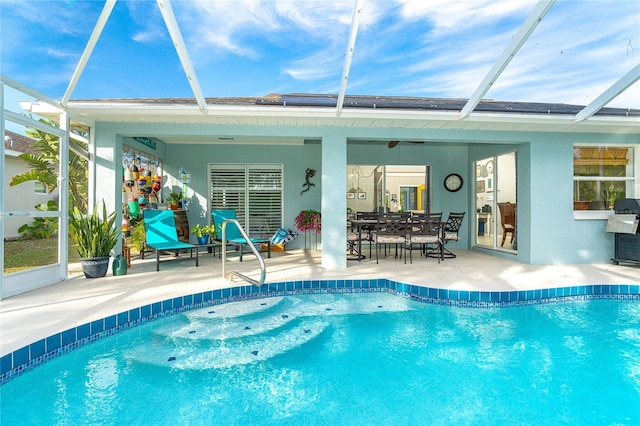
[9,117,88,220]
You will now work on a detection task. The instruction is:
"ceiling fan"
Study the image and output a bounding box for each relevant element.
[388,140,425,148]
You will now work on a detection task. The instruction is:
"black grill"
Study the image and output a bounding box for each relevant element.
[611,199,640,266]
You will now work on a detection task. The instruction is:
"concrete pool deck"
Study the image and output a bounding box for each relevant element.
[1,249,639,357]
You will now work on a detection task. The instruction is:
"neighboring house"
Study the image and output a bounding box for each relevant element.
[3,130,58,240]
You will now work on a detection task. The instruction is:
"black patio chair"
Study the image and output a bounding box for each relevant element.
[441,212,465,258]
[374,212,410,264]
[407,212,443,263]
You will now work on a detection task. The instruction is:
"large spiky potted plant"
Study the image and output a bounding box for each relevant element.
[69,201,119,278]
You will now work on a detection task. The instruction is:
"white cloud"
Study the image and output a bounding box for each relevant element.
[1,1,100,36]
[282,50,339,80]
[175,1,352,63]
[395,0,535,32]
[124,2,169,44]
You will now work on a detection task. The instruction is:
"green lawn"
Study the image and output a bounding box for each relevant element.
[3,237,81,274]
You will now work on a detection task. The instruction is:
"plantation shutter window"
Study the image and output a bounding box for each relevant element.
[209,163,283,237]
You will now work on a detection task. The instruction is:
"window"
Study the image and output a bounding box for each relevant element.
[573,146,635,210]
[209,163,283,236]
[34,181,46,193]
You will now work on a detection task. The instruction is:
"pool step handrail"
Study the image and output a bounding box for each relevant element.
[220,218,266,286]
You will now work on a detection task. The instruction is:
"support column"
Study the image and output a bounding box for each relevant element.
[321,134,348,269]
[93,126,122,253]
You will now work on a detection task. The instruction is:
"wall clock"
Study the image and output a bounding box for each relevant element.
[444,173,463,192]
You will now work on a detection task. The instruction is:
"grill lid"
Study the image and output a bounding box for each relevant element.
[613,198,640,215]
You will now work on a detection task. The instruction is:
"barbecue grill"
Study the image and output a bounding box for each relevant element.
[608,198,640,266]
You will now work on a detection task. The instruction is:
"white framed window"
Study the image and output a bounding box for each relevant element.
[573,145,637,218]
[34,181,46,193]
[209,163,283,237]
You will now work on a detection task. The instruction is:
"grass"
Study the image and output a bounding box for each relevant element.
[3,237,81,274]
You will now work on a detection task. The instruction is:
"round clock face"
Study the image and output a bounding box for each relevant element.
[444,173,463,192]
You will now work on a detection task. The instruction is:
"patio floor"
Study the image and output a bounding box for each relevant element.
[1,248,639,356]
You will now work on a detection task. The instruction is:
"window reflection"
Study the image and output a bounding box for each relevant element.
[573,146,634,210]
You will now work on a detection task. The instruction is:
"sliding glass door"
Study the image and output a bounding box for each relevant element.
[474,152,517,252]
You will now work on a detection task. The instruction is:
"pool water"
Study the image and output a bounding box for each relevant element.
[1,293,639,425]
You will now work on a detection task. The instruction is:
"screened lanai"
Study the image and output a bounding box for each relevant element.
[1,1,639,298]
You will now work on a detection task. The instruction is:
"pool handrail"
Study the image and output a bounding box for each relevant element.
[220,218,266,286]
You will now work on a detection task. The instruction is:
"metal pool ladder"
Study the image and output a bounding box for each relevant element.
[220,219,266,286]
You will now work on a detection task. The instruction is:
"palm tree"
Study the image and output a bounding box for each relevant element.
[9,117,88,214]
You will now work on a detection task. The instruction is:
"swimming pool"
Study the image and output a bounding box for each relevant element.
[1,290,639,425]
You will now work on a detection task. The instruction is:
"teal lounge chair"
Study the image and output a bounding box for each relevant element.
[212,209,271,261]
[142,210,198,271]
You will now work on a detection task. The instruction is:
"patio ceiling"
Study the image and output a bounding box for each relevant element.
[2,0,639,136]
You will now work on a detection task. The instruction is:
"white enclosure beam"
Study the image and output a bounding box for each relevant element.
[156,0,207,113]
[61,0,117,106]
[459,0,555,119]
[574,63,640,122]
[1,74,62,109]
[336,0,363,115]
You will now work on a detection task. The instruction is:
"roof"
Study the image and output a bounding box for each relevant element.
[73,93,640,117]
[4,130,37,156]
[58,92,639,138]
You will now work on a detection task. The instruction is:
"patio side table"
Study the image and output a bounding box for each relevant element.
[194,241,221,259]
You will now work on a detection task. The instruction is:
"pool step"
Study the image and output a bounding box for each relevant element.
[184,296,285,320]
[155,293,411,342]
[126,318,330,369]
[128,293,414,369]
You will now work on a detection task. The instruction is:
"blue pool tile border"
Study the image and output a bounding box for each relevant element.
[1,281,638,385]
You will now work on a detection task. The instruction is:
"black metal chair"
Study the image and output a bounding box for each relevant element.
[358,211,378,258]
[441,212,465,258]
[374,212,410,263]
[347,212,378,260]
[407,213,443,263]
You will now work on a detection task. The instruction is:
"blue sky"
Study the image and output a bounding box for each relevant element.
[1,0,639,108]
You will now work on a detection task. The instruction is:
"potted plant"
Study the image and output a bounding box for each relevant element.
[191,223,217,245]
[68,202,120,278]
[294,209,321,233]
[295,209,321,250]
[166,191,183,210]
